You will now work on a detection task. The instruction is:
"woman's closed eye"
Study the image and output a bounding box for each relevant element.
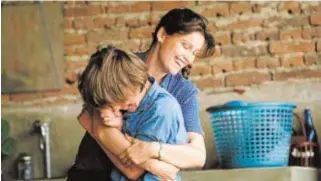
[182,42,192,50]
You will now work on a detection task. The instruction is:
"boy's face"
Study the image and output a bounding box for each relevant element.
[101,88,143,115]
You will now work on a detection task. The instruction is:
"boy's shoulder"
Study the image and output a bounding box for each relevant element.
[154,86,181,113]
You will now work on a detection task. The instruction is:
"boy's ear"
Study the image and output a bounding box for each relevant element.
[156,27,167,43]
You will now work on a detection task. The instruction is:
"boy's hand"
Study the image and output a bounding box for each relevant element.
[98,108,123,129]
[78,107,92,132]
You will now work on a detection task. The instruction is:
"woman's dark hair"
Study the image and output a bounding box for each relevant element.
[151,8,216,79]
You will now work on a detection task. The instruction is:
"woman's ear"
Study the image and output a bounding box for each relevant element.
[156,27,167,43]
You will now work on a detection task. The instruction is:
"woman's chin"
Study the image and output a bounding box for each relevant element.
[169,69,180,75]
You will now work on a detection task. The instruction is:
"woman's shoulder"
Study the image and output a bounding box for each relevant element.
[166,73,198,102]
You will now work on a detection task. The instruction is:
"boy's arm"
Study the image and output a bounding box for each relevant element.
[79,109,179,180]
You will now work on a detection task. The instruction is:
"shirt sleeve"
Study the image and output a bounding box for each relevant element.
[134,96,187,144]
[181,90,203,135]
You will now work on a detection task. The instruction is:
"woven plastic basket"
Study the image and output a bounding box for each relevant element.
[206,101,296,168]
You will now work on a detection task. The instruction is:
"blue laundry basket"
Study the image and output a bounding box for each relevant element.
[206,101,296,168]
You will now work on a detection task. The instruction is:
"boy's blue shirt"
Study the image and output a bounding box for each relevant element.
[111,77,188,181]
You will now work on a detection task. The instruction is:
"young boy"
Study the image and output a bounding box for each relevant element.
[75,45,188,181]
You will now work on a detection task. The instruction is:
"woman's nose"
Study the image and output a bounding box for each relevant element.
[187,53,195,64]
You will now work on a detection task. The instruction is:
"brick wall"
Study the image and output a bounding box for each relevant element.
[2,1,321,106]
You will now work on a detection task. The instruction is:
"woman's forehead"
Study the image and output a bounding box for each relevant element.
[179,32,205,48]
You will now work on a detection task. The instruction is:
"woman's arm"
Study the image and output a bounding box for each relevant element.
[120,132,205,169]
[160,132,206,168]
[79,109,179,180]
[119,91,206,169]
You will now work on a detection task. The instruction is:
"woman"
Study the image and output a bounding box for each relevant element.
[68,8,215,181]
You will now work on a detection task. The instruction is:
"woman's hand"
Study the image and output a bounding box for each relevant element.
[78,107,92,132]
[143,160,179,181]
[119,135,159,166]
[98,107,123,130]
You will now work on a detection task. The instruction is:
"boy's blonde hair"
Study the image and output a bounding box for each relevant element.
[78,45,148,108]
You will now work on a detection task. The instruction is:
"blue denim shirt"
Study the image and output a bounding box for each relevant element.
[111,77,188,181]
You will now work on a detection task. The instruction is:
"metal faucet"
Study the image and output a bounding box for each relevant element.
[32,120,51,179]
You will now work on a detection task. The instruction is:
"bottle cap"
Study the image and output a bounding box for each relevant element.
[22,155,31,161]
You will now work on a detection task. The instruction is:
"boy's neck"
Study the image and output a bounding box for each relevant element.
[136,79,152,106]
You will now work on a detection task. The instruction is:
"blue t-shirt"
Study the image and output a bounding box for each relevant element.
[111,77,188,181]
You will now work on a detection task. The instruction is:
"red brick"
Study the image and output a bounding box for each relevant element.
[222,44,268,57]
[140,39,153,52]
[285,16,310,27]
[85,5,103,16]
[317,40,321,52]
[64,6,102,17]
[301,3,321,14]
[212,45,222,58]
[116,40,142,53]
[73,19,85,29]
[232,31,255,44]
[65,60,88,70]
[195,77,223,89]
[83,17,95,29]
[211,59,233,74]
[256,29,279,41]
[226,72,270,86]
[10,92,43,102]
[207,23,218,33]
[302,27,321,39]
[64,47,75,56]
[189,65,212,76]
[262,16,284,28]
[280,54,304,68]
[65,71,79,85]
[86,29,129,43]
[230,2,253,16]
[252,2,267,13]
[94,17,115,29]
[151,1,193,11]
[64,7,75,17]
[64,19,72,29]
[270,41,314,54]
[278,2,301,14]
[64,34,86,46]
[1,94,10,102]
[280,28,302,40]
[116,16,150,27]
[263,16,309,28]
[219,19,262,31]
[108,2,150,13]
[201,3,229,18]
[150,11,166,25]
[129,27,154,39]
[74,47,93,56]
[115,17,127,26]
[304,53,319,66]
[310,13,321,25]
[233,57,256,70]
[43,84,79,98]
[214,32,231,45]
[274,68,321,81]
[256,56,280,69]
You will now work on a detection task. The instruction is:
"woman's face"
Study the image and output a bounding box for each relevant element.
[158,30,205,75]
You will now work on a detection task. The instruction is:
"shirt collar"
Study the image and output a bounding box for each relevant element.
[136,76,159,112]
